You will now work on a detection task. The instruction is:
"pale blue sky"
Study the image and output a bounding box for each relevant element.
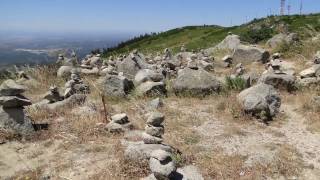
[0,0,319,33]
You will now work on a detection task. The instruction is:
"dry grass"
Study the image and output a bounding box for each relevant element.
[286,86,320,133]
[5,62,314,179]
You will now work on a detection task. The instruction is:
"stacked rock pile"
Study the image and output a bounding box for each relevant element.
[106,113,133,133]
[143,112,165,144]
[0,80,34,135]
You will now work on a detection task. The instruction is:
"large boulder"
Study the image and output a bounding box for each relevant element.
[258,73,296,92]
[116,52,149,79]
[232,45,270,64]
[57,66,74,78]
[173,68,221,96]
[215,34,241,50]
[0,106,34,136]
[134,69,164,86]
[123,141,174,162]
[266,33,299,49]
[299,65,320,78]
[135,81,167,97]
[98,74,134,98]
[238,83,281,120]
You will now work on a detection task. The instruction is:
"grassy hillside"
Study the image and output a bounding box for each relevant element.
[104,13,320,56]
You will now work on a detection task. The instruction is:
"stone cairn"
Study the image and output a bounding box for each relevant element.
[64,71,90,98]
[234,63,245,76]
[187,53,199,70]
[222,55,233,68]
[43,86,63,103]
[143,112,165,144]
[266,53,283,74]
[0,80,34,135]
[0,80,31,108]
[106,113,133,133]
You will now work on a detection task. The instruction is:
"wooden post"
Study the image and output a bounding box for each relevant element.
[101,93,109,123]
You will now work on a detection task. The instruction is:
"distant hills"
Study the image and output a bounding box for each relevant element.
[0,32,133,68]
[105,13,320,56]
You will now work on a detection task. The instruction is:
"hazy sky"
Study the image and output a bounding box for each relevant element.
[0,0,319,33]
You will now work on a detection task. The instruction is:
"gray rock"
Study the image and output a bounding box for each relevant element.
[57,66,74,78]
[116,52,149,79]
[123,141,174,161]
[106,122,133,133]
[258,72,296,92]
[135,81,167,97]
[111,113,129,124]
[146,112,165,126]
[199,60,214,71]
[232,45,270,64]
[98,74,134,98]
[33,94,86,111]
[266,33,299,49]
[174,165,204,180]
[0,95,32,108]
[150,150,176,179]
[0,80,27,96]
[147,98,164,110]
[0,106,34,136]
[134,69,164,86]
[238,83,281,120]
[43,86,63,103]
[145,124,164,137]
[215,34,241,50]
[173,68,221,96]
[143,132,163,144]
[299,65,320,78]
[296,77,320,87]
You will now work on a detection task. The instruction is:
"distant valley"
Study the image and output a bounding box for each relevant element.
[0,31,134,69]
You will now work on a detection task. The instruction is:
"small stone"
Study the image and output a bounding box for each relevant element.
[145,124,164,137]
[143,133,163,144]
[111,113,129,124]
[106,122,125,133]
[148,97,164,110]
[146,112,165,126]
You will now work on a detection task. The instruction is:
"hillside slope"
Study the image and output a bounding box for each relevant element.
[105,13,320,56]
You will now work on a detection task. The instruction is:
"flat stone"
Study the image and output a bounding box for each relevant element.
[123,141,174,162]
[0,95,31,108]
[142,132,163,144]
[106,121,133,133]
[111,113,129,124]
[146,112,165,126]
[145,124,164,137]
[0,80,27,96]
[173,165,204,180]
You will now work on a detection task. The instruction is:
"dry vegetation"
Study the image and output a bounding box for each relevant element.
[2,37,320,179]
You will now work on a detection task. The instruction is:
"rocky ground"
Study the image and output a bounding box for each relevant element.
[1,31,320,180]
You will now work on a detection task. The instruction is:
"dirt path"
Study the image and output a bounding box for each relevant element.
[279,104,320,169]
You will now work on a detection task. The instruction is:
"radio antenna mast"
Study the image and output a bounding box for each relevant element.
[280,0,286,15]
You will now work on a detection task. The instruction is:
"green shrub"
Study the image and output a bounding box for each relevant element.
[225,76,247,91]
[240,25,274,44]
